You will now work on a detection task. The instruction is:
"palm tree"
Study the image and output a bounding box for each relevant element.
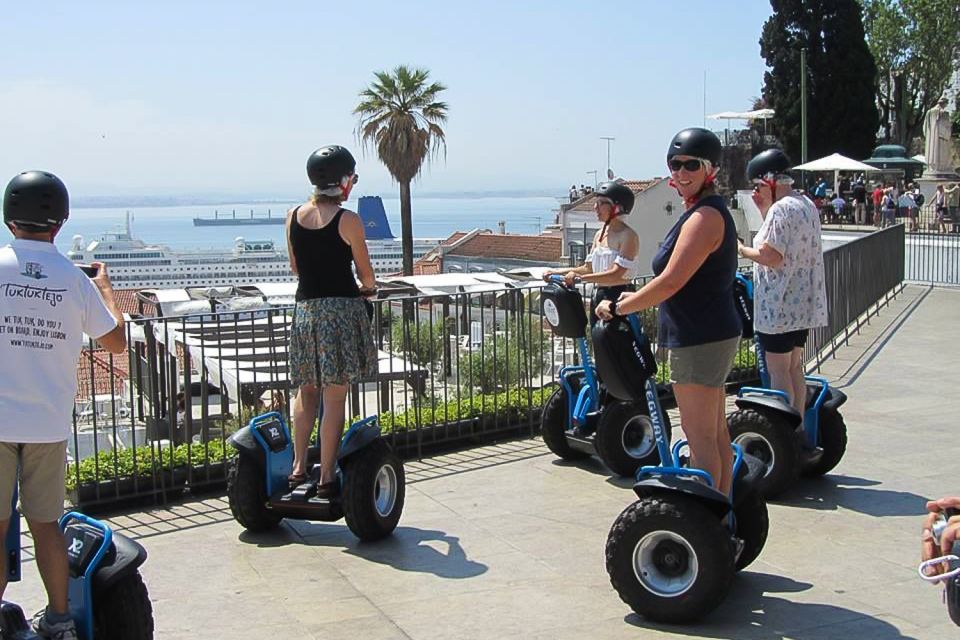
[355,65,448,275]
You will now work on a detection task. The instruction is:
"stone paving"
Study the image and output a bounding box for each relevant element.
[8,284,958,639]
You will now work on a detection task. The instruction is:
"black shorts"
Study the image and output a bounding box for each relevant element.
[756,329,809,354]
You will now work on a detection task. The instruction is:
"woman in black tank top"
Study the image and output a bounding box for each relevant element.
[286,145,378,497]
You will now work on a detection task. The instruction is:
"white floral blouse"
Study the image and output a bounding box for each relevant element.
[752,193,828,334]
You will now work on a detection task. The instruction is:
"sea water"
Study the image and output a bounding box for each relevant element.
[55,195,563,252]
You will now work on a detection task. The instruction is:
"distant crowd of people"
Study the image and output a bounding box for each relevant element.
[569,184,595,202]
[805,175,960,233]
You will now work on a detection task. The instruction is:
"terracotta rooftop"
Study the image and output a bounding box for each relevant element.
[566,179,665,214]
[446,232,562,262]
[113,288,154,316]
[76,348,129,401]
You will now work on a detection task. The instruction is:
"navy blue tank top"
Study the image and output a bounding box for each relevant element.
[651,194,741,348]
[290,207,360,301]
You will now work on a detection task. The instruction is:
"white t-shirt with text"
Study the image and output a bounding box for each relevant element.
[0,239,117,442]
[752,193,828,334]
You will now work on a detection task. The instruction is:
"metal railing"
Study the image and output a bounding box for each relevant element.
[805,224,904,367]
[67,228,905,509]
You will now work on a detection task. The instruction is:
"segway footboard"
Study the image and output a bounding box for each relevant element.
[632,473,731,519]
[733,392,803,428]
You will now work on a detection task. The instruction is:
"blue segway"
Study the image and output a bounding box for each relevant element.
[227,409,405,541]
[539,276,668,477]
[2,496,153,640]
[727,273,848,498]
[595,313,769,623]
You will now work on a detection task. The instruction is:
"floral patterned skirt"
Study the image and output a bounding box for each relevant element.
[289,297,378,388]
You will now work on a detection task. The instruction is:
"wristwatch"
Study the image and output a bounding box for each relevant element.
[609,301,620,317]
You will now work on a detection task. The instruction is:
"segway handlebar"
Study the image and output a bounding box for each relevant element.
[546,274,581,286]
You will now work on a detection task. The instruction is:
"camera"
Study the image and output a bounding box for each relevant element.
[931,509,960,626]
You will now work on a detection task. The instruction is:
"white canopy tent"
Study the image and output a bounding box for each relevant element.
[707,108,776,135]
[792,153,880,193]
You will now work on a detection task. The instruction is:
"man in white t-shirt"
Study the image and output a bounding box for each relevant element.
[738,150,828,431]
[0,171,125,640]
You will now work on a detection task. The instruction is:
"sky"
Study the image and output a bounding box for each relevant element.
[0,0,774,199]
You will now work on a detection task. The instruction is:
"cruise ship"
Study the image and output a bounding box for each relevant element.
[66,196,442,289]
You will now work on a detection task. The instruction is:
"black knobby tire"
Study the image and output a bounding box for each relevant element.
[342,439,405,542]
[540,385,589,461]
[732,489,768,571]
[801,407,847,477]
[605,496,735,623]
[93,571,154,640]
[227,455,282,532]
[595,401,671,477]
[727,409,800,499]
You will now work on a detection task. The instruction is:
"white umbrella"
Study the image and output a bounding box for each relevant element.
[793,153,879,194]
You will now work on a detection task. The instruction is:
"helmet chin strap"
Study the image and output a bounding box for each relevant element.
[669,165,718,207]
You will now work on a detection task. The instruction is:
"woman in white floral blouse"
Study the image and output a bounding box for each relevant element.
[737,149,827,429]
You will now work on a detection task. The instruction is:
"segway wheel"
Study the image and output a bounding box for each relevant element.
[227,455,282,532]
[727,409,800,499]
[540,386,589,461]
[93,571,154,640]
[342,439,405,541]
[605,496,734,623]
[800,407,847,478]
[594,401,670,477]
[732,489,768,570]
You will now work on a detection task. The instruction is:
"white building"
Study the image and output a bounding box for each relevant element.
[556,178,751,274]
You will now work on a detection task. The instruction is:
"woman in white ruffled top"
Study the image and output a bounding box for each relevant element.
[544,181,639,324]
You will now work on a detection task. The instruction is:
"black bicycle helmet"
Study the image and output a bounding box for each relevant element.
[746,148,792,182]
[666,128,722,165]
[595,181,635,215]
[306,145,356,189]
[3,171,69,229]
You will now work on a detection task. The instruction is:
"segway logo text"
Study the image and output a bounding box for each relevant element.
[69,538,84,555]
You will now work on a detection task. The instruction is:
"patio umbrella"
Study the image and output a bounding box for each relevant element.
[707,109,776,135]
[792,153,879,193]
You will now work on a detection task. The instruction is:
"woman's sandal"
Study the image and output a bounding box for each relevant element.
[315,480,340,499]
[287,471,308,488]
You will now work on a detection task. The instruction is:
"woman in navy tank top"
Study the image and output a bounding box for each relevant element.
[286,146,378,497]
[595,128,741,495]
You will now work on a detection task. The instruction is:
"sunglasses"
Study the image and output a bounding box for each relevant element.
[346,173,359,186]
[594,198,614,208]
[668,158,703,172]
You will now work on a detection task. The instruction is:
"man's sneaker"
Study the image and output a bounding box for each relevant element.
[32,608,78,640]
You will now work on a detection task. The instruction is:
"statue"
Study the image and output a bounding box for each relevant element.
[923,96,953,176]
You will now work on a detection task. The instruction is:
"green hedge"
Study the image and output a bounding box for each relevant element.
[66,440,229,492]
[66,387,552,492]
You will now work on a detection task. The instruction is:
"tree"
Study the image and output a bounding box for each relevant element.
[862,0,960,148]
[355,66,448,276]
[760,0,880,162]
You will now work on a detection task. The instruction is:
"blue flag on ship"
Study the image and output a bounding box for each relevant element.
[357,196,395,240]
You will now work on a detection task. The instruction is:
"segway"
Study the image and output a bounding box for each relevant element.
[727,273,848,498]
[539,275,667,477]
[227,409,405,542]
[919,508,960,626]
[596,313,769,623]
[2,500,153,640]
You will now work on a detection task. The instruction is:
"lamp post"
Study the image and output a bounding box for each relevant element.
[600,137,615,179]
[800,47,808,164]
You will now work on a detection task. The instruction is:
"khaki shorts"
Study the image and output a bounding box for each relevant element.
[0,442,67,523]
[669,337,740,388]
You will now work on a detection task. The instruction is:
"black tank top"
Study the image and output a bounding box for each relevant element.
[290,206,360,301]
[651,194,741,348]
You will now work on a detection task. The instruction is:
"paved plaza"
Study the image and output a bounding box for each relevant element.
[9,284,959,639]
